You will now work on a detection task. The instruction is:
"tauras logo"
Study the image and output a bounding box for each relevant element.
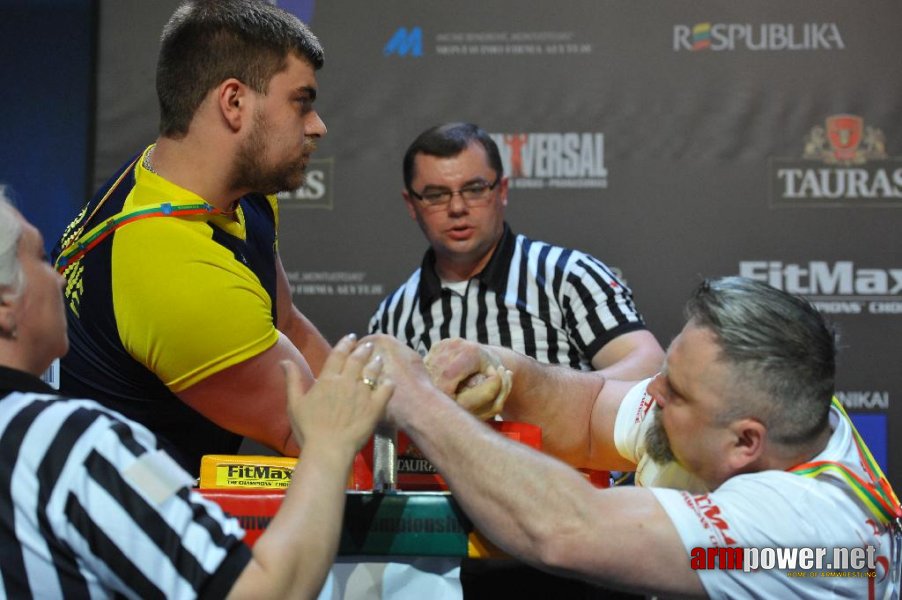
[674,22,844,52]
[739,261,902,296]
[489,132,607,189]
[776,167,902,200]
[398,457,438,474]
[770,115,902,207]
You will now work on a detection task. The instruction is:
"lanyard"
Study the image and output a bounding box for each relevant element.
[54,157,230,274]
[788,397,900,527]
[789,397,901,597]
[55,201,223,273]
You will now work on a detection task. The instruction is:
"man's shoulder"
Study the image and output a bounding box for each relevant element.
[714,466,874,522]
[514,233,604,268]
[373,267,424,310]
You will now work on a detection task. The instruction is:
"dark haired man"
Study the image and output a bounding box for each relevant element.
[370,121,664,597]
[51,0,330,473]
[371,122,663,381]
[371,277,900,598]
[1,192,391,598]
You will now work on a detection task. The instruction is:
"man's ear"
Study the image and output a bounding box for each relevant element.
[217,78,249,132]
[498,176,509,207]
[728,418,766,471]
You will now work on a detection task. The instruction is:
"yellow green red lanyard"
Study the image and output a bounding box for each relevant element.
[789,397,901,527]
[54,158,230,274]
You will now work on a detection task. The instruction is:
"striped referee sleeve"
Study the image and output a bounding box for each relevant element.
[1,393,249,598]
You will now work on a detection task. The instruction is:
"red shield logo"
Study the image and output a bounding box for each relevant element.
[826,114,863,161]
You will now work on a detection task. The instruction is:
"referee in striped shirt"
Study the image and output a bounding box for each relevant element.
[369,123,665,598]
[0,193,389,598]
[370,122,664,379]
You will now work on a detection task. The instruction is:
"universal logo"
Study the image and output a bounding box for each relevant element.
[489,132,607,190]
[770,115,902,207]
[277,157,333,209]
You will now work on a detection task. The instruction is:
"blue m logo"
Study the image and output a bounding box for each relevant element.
[384,27,423,57]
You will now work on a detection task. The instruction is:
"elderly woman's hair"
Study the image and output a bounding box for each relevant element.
[0,188,24,297]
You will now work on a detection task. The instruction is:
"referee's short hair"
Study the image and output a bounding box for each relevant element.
[403,122,504,193]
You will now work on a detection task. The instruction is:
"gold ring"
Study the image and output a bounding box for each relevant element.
[361,376,377,390]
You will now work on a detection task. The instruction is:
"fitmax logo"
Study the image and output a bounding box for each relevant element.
[385,27,423,57]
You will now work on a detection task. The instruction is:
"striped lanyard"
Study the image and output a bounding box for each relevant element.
[789,397,901,595]
[788,397,900,527]
[54,158,230,274]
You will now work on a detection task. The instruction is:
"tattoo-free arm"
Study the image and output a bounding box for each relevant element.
[590,329,664,381]
[376,336,704,597]
[177,333,313,457]
[227,337,391,599]
[424,338,635,471]
[275,252,331,377]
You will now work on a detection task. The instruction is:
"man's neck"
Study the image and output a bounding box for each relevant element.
[433,235,503,283]
[435,260,481,283]
[746,424,834,477]
[150,136,243,212]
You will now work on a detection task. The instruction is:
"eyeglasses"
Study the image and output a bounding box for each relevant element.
[409,175,501,211]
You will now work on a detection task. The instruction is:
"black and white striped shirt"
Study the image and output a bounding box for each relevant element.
[0,366,250,598]
[370,224,648,369]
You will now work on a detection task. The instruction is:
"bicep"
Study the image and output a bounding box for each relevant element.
[177,333,315,456]
[587,378,642,471]
[589,330,664,380]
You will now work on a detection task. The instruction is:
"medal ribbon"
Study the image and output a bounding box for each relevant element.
[789,397,901,527]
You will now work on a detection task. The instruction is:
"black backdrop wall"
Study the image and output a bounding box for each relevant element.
[13,0,902,488]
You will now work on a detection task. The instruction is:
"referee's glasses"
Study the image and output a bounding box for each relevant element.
[409,175,501,212]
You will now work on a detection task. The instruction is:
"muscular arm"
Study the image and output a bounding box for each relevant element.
[178,256,330,456]
[275,253,331,376]
[425,338,635,471]
[228,336,390,599]
[376,337,704,598]
[178,333,314,456]
[591,329,664,381]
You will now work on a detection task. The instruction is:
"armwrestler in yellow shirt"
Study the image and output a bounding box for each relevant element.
[51,1,331,473]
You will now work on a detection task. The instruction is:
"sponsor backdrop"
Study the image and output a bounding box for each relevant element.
[90,1,900,486]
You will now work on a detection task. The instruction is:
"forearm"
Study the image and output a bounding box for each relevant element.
[396,389,588,564]
[177,335,310,457]
[394,392,700,596]
[280,307,331,377]
[227,442,354,599]
[275,254,331,377]
[493,346,603,467]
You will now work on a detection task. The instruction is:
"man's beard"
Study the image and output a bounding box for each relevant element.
[644,409,676,465]
[230,111,314,195]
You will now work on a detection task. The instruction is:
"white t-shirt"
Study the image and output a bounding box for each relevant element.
[614,380,897,599]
